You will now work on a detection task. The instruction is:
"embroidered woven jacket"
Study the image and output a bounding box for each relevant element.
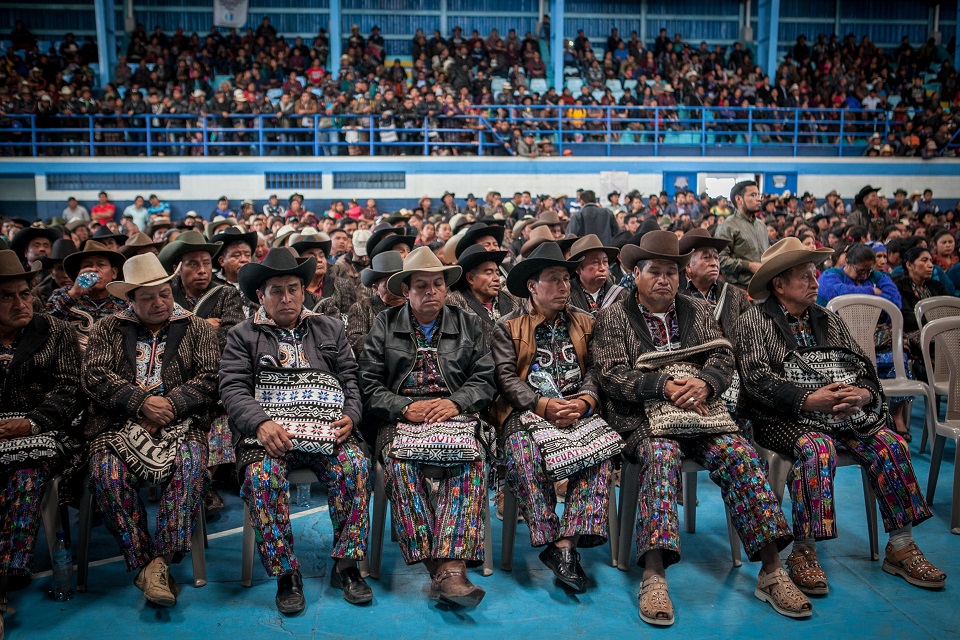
[346,294,390,359]
[0,314,83,436]
[81,306,220,439]
[357,303,496,443]
[679,278,751,343]
[171,278,245,351]
[445,288,519,350]
[734,297,883,428]
[593,293,734,436]
[491,304,600,429]
[219,308,363,441]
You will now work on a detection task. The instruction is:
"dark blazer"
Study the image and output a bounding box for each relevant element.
[82,311,220,439]
[357,303,496,442]
[894,275,947,333]
[219,312,363,440]
[0,314,82,436]
[593,293,733,436]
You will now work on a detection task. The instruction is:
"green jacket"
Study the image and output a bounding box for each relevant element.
[714,209,770,288]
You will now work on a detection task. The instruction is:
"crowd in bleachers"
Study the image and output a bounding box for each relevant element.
[0,17,957,157]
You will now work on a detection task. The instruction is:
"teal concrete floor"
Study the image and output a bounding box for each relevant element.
[7,403,959,639]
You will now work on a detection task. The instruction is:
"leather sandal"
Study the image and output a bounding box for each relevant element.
[429,561,485,608]
[786,548,829,595]
[755,568,813,618]
[882,542,947,589]
[638,575,674,627]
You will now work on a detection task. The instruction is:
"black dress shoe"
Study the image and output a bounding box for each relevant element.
[331,564,374,605]
[539,543,587,593]
[276,570,306,614]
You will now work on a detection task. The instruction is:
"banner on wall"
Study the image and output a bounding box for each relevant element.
[213,0,248,28]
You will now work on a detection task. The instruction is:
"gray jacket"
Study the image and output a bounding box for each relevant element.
[567,204,621,245]
[219,313,363,440]
[714,209,770,287]
[357,303,495,440]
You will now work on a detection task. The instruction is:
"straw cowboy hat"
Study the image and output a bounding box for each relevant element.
[387,246,462,297]
[0,250,41,281]
[206,216,239,239]
[520,225,563,258]
[620,230,693,272]
[119,232,164,257]
[351,229,373,257]
[157,230,224,272]
[530,210,567,230]
[506,241,581,298]
[455,222,505,259]
[271,224,299,248]
[146,217,174,239]
[238,247,316,302]
[747,237,834,300]
[106,253,179,299]
[677,228,731,254]
[453,244,507,291]
[360,250,405,287]
[512,216,536,237]
[568,234,619,263]
[289,229,332,257]
[63,240,126,281]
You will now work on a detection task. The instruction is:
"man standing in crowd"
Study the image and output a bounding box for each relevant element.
[567,190,619,245]
[715,180,769,290]
[220,248,373,614]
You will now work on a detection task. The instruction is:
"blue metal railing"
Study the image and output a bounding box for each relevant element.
[0,105,931,158]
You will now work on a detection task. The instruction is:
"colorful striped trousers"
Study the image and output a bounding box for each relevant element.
[0,461,54,590]
[382,447,486,566]
[89,440,207,572]
[504,431,612,548]
[240,442,370,577]
[633,434,793,568]
[789,429,932,540]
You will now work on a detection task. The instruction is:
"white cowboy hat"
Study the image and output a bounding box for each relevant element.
[106,253,179,299]
[747,237,834,300]
[387,246,462,297]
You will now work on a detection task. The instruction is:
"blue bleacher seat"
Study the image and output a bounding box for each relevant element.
[267,88,283,101]
[606,79,622,92]
[612,91,624,102]
[530,78,548,94]
[565,78,583,94]
[592,89,604,102]
[563,66,579,77]
[491,77,506,95]
[295,76,307,89]
[623,79,638,91]
[887,95,901,107]
[310,87,323,98]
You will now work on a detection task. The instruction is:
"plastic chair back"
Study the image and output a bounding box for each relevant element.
[916,296,960,390]
[921,317,960,421]
[827,294,908,379]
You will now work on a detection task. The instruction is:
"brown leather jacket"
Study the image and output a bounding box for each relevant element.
[490,303,600,429]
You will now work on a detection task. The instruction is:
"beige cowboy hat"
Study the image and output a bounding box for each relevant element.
[63,240,126,281]
[387,246,462,296]
[512,215,536,236]
[443,229,468,264]
[106,253,179,299]
[520,224,557,258]
[0,249,41,282]
[530,210,567,230]
[119,231,164,257]
[271,224,299,248]
[621,230,693,271]
[678,228,731,253]
[747,237,834,300]
[568,234,619,262]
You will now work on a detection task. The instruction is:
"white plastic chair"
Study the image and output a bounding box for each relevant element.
[606,79,623,92]
[920,317,960,534]
[916,296,960,400]
[827,294,934,448]
[754,445,880,560]
[530,78,548,94]
[616,459,742,571]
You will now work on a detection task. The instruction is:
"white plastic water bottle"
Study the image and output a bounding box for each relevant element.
[528,364,562,398]
[296,483,311,508]
[52,530,74,602]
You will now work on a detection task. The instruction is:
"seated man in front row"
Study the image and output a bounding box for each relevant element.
[592,231,807,626]
[359,247,495,609]
[736,237,946,597]
[219,248,373,614]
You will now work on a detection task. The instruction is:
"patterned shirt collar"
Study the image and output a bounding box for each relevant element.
[636,296,680,351]
[778,301,817,347]
[686,279,719,304]
[253,305,320,328]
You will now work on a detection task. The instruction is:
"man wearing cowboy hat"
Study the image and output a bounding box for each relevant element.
[714,180,769,290]
[210,226,258,317]
[446,244,517,348]
[567,234,626,314]
[120,232,163,258]
[220,248,373,613]
[735,238,946,597]
[159,231,246,512]
[358,246,495,608]
[530,211,567,241]
[567,190,620,246]
[508,216,536,261]
[679,229,750,341]
[288,230,349,316]
[146,218,174,244]
[593,231,805,626]
[0,250,83,637]
[346,251,405,358]
[9,226,60,271]
[438,191,460,219]
[45,240,128,350]
[86,225,128,252]
[82,253,220,609]
[847,185,892,242]
[491,241,613,594]
[33,238,77,305]
[328,228,372,293]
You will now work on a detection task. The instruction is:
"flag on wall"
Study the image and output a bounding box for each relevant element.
[213,0,248,29]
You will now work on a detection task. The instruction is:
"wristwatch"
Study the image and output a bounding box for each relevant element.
[29,419,41,436]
